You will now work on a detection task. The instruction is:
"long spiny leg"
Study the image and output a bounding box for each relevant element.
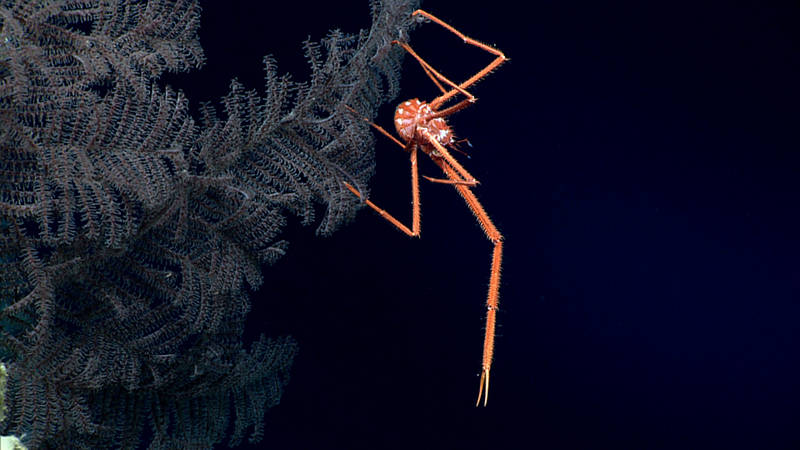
[344,145,421,237]
[391,40,475,103]
[421,130,479,185]
[418,56,449,95]
[408,9,508,110]
[345,105,406,150]
[422,175,477,186]
[430,99,475,120]
[435,156,503,407]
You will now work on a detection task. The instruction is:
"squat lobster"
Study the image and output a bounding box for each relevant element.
[344,9,507,406]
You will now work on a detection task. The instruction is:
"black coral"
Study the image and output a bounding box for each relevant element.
[0,0,418,447]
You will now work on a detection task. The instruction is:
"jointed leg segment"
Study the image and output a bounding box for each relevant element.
[439,160,503,407]
[343,145,421,237]
[407,9,508,109]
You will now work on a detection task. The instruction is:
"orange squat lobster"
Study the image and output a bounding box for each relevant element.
[344,10,507,406]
